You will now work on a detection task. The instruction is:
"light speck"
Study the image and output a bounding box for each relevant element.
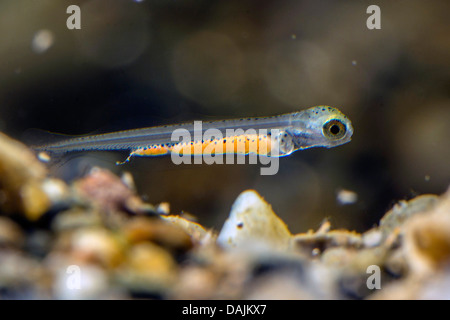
[156,202,170,215]
[351,60,357,66]
[291,34,297,40]
[37,151,51,163]
[336,189,358,205]
[32,29,54,54]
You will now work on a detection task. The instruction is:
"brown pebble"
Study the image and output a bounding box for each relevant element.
[70,228,124,269]
[74,167,148,216]
[0,132,50,220]
[118,242,178,291]
[123,216,192,251]
[0,217,24,247]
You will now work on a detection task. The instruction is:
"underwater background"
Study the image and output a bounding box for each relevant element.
[0,0,448,234]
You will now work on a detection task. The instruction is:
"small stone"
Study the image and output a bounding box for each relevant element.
[52,208,103,231]
[156,202,170,215]
[53,263,114,300]
[245,273,314,299]
[170,266,218,299]
[362,229,383,248]
[74,167,147,216]
[0,132,50,220]
[20,181,51,221]
[41,178,70,206]
[292,228,362,256]
[403,190,450,275]
[161,215,209,244]
[123,216,192,251]
[380,194,439,234]
[70,228,124,269]
[0,250,51,299]
[0,217,24,247]
[217,190,292,251]
[120,171,136,191]
[118,242,177,292]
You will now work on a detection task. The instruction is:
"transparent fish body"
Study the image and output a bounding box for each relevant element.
[32,106,353,162]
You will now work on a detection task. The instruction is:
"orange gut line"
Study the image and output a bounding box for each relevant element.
[130,134,273,157]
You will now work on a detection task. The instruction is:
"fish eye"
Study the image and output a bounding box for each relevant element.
[323,119,346,140]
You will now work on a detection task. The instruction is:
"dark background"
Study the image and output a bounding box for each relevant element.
[0,0,448,233]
